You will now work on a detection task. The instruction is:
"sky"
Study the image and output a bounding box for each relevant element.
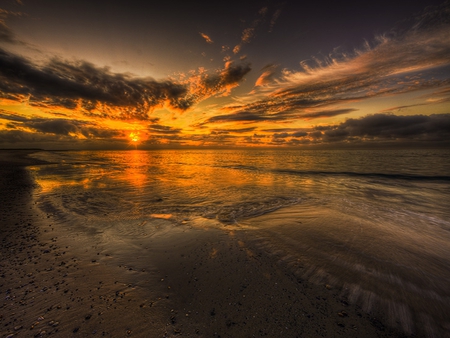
[0,0,449,149]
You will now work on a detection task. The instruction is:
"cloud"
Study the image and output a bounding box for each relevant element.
[0,109,28,121]
[269,9,282,33]
[380,103,427,113]
[261,127,306,133]
[292,130,308,137]
[203,111,266,124]
[226,4,450,121]
[182,61,251,100]
[0,110,122,140]
[0,49,251,121]
[0,129,64,144]
[233,6,268,55]
[148,124,182,135]
[0,8,26,17]
[0,49,193,119]
[258,113,450,147]
[0,20,16,43]
[272,132,289,139]
[241,28,255,44]
[300,108,358,120]
[255,64,278,87]
[314,113,450,145]
[0,7,27,44]
[275,27,450,97]
[202,107,356,125]
[0,127,133,150]
[210,127,256,134]
[199,32,213,44]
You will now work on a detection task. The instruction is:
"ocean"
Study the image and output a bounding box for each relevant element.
[29,148,450,335]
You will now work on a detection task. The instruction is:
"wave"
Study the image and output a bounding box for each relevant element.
[200,196,301,224]
[276,170,450,181]
[219,165,450,181]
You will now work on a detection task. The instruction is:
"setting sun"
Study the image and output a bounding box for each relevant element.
[129,132,140,143]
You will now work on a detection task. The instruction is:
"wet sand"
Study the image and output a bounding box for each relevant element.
[0,150,409,337]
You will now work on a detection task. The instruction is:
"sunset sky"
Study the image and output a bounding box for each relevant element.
[0,0,449,149]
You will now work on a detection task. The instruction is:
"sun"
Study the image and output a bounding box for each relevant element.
[129,132,140,143]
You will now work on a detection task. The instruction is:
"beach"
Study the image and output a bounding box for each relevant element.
[1,149,447,337]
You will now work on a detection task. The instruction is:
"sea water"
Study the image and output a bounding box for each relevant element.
[29,148,450,335]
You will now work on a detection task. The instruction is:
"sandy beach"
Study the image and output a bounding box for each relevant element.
[0,150,411,337]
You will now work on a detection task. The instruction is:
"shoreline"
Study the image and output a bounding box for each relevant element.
[1,150,409,337]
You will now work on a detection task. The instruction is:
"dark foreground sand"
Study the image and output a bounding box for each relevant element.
[0,150,408,337]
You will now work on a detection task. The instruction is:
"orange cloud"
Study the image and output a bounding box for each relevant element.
[233,6,267,54]
[255,64,278,87]
[179,61,251,101]
[199,32,213,44]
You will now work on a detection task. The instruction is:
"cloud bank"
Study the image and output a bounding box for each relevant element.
[263,114,450,147]
[0,49,251,121]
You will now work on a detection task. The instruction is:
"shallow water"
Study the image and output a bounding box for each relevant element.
[29,148,450,336]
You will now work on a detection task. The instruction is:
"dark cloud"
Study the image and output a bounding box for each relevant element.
[262,128,305,132]
[211,127,256,134]
[292,131,308,137]
[0,129,65,144]
[0,128,132,150]
[202,107,355,125]
[299,108,358,120]
[0,49,251,121]
[269,130,308,141]
[29,97,79,110]
[197,61,251,96]
[210,130,229,135]
[220,62,252,87]
[148,124,182,135]
[273,132,289,139]
[0,8,26,44]
[0,109,27,121]
[380,103,427,113]
[259,114,450,147]
[172,61,251,109]
[314,113,450,145]
[0,49,193,119]
[203,111,266,124]
[0,20,17,44]
[46,121,119,138]
[0,111,121,138]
